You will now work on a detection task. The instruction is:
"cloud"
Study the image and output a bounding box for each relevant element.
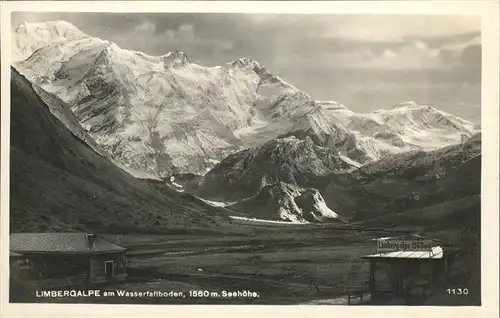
[348,45,436,70]
[164,24,198,44]
[441,35,481,55]
[382,49,397,59]
[162,23,233,60]
[414,40,428,51]
[272,25,480,75]
[134,21,157,33]
[362,40,444,70]
[317,15,480,42]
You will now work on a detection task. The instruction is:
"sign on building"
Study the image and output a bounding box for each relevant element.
[377,239,433,253]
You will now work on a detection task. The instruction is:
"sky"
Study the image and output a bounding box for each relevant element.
[11,12,481,123]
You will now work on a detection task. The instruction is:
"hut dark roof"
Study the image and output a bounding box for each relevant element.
[10,233,125,254]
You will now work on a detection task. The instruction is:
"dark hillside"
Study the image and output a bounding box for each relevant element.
[10,67,237,234]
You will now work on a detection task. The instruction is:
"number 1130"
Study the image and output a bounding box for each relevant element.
[447,288,469,295]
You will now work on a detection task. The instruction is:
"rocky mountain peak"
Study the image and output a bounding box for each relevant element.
[161,50,190,68]
[227,181,344,223]
[231,57,260,69]
[230,57,281,84]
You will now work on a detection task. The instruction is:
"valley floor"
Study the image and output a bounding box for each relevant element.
[12,224,480,305]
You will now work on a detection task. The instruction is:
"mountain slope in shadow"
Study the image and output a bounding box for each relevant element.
[10,67,237,234]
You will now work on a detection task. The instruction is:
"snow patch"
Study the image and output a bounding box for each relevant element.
[229,216,309,225]
[339,154,362,168]
[198,198,236,207]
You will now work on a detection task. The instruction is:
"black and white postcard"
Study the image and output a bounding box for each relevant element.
[1,1,499,318]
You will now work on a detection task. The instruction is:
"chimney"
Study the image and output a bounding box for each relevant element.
[87,233,96,251]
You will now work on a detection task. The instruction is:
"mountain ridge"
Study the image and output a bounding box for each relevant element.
[13,20,480,178]
[210,133,481,223]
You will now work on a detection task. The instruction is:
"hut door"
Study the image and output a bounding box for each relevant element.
[105,261,115,278]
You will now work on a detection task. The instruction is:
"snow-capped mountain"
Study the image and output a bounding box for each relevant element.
[13,22,306,176]
[13,21,480,177]
[12,20,89,62]
[272,99,479,166]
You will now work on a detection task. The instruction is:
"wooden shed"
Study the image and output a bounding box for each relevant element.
[361,238,459,304]
[10,233,127,287]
